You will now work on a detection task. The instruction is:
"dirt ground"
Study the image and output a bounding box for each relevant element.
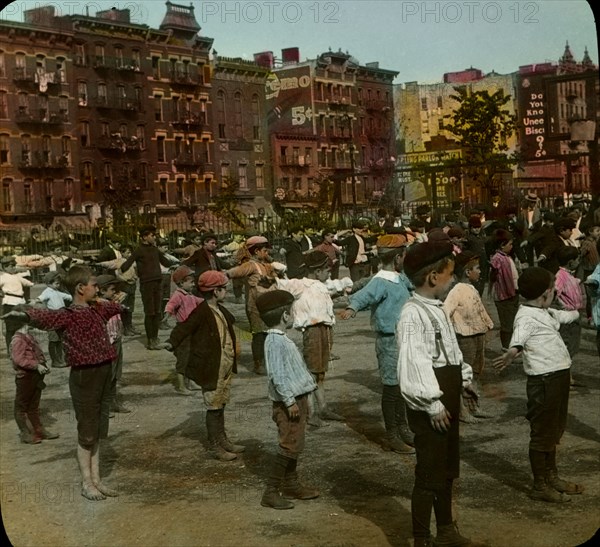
[1,279,599,547]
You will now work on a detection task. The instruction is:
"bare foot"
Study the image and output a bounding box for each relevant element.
[459,412,479,424]
[81,483,106,501]
[94,482,118,497]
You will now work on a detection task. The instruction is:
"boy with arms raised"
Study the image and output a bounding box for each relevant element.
[397,241,479,547]
[2,265,123,500]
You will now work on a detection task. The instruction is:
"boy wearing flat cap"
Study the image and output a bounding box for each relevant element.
[340,234,415,453]
[165,270,243,462]
[494,267,582,504]
[397,241,479,547]
[256,290,318,510]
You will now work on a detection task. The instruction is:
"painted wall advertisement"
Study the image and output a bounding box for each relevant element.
[518,73,560,161]
[265,65,313,135]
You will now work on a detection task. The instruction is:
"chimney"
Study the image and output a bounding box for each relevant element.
[253,51,274,69]
[281,47,300,65]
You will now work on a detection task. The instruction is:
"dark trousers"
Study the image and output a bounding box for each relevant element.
[14,371,44,433]
[272,393,309,459]
[526,369,570,452]
[407,365,461,539]
[140,280,162,339]
[3,304,20,350]
[121,283,137,330]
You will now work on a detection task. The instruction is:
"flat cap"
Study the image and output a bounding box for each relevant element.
[96,274,118,288]
[403,240,454,280]
[139,225,156,237]
[376,234,407,248]
[171,265,194,285]
[246,235,269,249]
[468,215,482,228]
[518,267,553,300]
[454,250,479,277]
[304,250,329,269]
[256,289,295,315]
[447,226,466,239]
[198,270,228,292]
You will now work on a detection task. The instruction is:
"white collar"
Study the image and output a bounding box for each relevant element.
[374,270,400,283]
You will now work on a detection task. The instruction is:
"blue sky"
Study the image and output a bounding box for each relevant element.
[2,0,597,83]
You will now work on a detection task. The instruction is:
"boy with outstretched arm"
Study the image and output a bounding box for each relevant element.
[494,267,583,503]
[397,240,480,547]
[340,234,415,453]
[257,290,319,510]
[2,265,123,501]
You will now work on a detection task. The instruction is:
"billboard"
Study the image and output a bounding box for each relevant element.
[265,65,313,135]
[517,71,560,161]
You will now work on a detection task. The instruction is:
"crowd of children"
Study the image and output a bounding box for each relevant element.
[1,199,599,546]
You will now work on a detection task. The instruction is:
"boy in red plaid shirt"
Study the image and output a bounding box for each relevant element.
[2,265,124,501]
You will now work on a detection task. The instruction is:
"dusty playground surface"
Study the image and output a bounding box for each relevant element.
[1,282,599,547]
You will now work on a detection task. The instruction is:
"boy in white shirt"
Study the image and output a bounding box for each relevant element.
[494,267,582,503]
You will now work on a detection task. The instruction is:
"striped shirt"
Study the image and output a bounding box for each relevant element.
[264,329,317,407]
[555,267,584,311]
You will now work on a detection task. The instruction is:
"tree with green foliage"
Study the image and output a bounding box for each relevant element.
[445,87,517,199]
[208,178,245,228]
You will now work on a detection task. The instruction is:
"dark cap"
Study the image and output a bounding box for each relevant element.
[303,250,329,270]
[403,240,454,279]
[96,274,118,288]
[555,217,576,232]
[201,232,218,244]
[454,250,479,277]
[43,271,61,285]
[139,225,156,237]
[518,267,553,300]
[416,204,431,216]
[447,226,466,239]
[427,228,451,242]
[468,215,482,228]
[256,290,295,315]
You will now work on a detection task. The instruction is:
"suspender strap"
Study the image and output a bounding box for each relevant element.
[410,298,452,366]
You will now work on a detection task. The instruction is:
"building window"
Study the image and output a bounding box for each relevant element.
[21,135,31,165]
[104,163,113,186]
[119,123,128,138]
[75,44,86,66]
[79,121,90,147]
[56,57,66,83]
[101,122,109,137]
[23,180,33,212]
[157,135,165,162]
[152,56,160,79]
[255,164,264,189]
[234,92,243,139]
[438,118,444,130]
[2,179,12,212]
[176,177,184,202]
[159,177,168,203]
[132,50,141,70]
[45,178,53,211]
[217,90,226,137]
[220,164,230,185]
[437,96,443,108]
[0,91,7,119]
[59,95,69,118]
[238,163,247,189]
[0,50,5,78]
[136,125,146,149]
[421,97,427,110]
[63,178,73,211]
[0,134,9,164]
[154,95,163,121]
[139,163,148,190]
[81,162,94,190]
[18,92,29,115]
[95,45,105,66]
[61,136,71,164]
[41,135,51,163]
[252,94,260,140]
[98,83,107,104]
[114,47,123,68]
[78,82,88,106]
[174,136,183,157]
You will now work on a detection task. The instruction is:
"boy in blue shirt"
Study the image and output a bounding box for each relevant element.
[257,290,319,510]
[340,234,414,453]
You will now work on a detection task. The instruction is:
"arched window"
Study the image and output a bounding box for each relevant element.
[2,177,13,212]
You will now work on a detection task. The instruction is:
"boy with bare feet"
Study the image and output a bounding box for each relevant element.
[2,265,124,501]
